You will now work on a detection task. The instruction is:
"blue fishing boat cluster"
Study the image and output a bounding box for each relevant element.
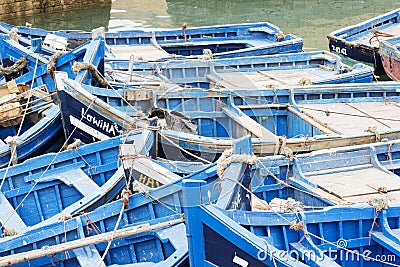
[1,11,400,266]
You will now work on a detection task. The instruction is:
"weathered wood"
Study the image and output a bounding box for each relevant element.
[298,102,398,135]
[345,102,392,128]
[287,106,337,134]
[222,105,276,141]
[0,218,184,266]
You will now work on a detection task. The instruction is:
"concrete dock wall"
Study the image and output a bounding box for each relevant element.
[0,0,111,19]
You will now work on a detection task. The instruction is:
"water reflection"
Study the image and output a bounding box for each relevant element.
[2,0,400,50]
[2,3,111,32]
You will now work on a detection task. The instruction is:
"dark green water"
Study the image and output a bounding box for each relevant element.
[3,0,400,50]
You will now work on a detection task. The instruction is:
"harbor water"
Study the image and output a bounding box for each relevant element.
[3,0,400,51]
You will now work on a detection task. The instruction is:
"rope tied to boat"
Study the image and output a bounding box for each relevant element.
[216,148,258,178]
[368,196,390,212]
[279,198,304,213]
[47,51,67,78]
[298,77,311,86]
[289,221,305,231]
[8,27,19,42]
[5,136,18,165]
[275,31,285,41]
[182,23,187,41]
[58,213,73,221]
[66,139,81,150]
[0,57,27,75]
[121,188,133,209]
[71,62,109,87]
[254,197,304,213]
[85,214,101,235]
[2,227,18,236]
[364,126,381,142]
[200,49,213,61]
[275,136,294,160]
[369,24,395,44]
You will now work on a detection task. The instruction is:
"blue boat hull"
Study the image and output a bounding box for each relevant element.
[327,8,400,74]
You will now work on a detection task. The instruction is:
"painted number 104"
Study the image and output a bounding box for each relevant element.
[331,45,347,55]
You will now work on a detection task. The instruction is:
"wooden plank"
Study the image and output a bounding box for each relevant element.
[287,106,338,134]
[0,218,185,266]
[222,105,276,141]
[306,166,400,202]
[298,102,399,135]
[111,45,170,61]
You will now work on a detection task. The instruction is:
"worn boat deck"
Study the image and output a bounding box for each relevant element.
[305,165,400,204]
[298,101,400,135]
[209,68,333,88]
[359,24,400,48]
[110,45,171,60]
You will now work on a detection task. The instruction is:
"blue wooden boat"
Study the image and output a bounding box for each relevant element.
[0,34,105,91]
[0,23,60,56]
[183,195,400,266]
[0,129,155,236]
[182,139,400,266]
[56,72,400,162]
[0,86,62,168]
[327,8,400,74]
[0,21,304,60]
[0,36,107,167]
[379,36,400,81]
[0,136,330,266]
[106,50,375,88]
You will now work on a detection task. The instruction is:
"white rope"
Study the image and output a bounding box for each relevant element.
[368,196,390,212]
[216,148,257,178]
[98,204,125,266]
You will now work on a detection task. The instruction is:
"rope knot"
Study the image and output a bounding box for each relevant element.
[216,148,258,178]
[66,139,81,150]
[364,126,381,142]
[3,227,18,236]
[122,188,133,209]
[58,213,73,221]
[8,27,19,42]
[276,136,294,160]
[200,49,213,61]
[275,31,285,41]
[368,196,390,212]
[289,221,305,231]
[298,77,311,86]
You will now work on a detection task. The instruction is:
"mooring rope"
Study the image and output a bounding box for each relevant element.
[0,57,28,75]
[47,51,67,78]
[72,62,109,87]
